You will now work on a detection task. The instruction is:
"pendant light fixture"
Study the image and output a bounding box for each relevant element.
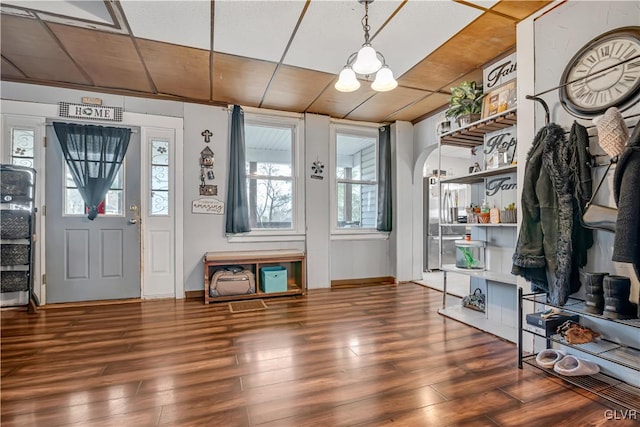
[335,0,397,93]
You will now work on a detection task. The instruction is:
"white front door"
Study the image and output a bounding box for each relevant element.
[45,124,141,303]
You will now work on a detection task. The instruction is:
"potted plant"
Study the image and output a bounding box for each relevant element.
[445,81,484,127]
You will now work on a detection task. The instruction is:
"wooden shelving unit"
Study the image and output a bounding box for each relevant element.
[203,249,306,304]
[440,108,517,148]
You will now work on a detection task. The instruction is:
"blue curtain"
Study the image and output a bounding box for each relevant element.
[377,125,392,231]
[53,122,131,220]
[225,105,251,233]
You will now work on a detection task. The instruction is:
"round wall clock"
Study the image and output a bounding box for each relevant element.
[559,26,640,117]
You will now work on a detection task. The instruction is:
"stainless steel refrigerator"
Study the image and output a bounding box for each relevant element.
[424,177,468,271]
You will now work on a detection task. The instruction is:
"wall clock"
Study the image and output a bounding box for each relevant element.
[559,26,640,117]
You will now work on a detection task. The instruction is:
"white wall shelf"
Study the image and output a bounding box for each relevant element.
[440,165,517,184]
[441,264,518,285]
[438,303,517,343]
[438,109,519,345]
[439,223,516,227]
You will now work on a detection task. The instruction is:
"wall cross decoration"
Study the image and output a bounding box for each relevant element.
[201,129,213,143]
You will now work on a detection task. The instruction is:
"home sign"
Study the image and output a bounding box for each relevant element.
[59,102,123,122]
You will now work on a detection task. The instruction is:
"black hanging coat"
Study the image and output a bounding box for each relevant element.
[512,122,592,306]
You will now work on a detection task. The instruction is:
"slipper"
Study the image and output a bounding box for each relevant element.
[553,355,600,376]
[535,349,566,368]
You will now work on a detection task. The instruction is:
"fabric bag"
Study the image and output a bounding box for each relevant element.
[461,288,486,312]
[582,161,616,233]
[210,269,255,297]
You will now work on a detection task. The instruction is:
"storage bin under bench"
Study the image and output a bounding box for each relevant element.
[203,249,306,304]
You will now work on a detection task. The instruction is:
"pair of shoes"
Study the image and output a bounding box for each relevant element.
[553,355,600,376]
[535,349,566,368]
[535,351,600,376]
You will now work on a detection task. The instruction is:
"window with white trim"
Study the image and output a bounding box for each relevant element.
[244,114,303,234]
[333,126,378,230]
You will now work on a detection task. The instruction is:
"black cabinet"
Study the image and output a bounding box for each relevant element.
[1,164,38,312]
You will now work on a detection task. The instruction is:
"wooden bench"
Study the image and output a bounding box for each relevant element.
[203,249,306,304]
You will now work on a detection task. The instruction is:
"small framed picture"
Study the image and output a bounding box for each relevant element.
[482,81,516,118]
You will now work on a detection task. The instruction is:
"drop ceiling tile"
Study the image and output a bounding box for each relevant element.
[3,0,114,24]
[463,0,499,9]
[1,57,24,78]
[447,68,484,91]
[212,53,277,107]
[284,0,401,74]
[214,1,306,62]
[400,13,516,91]
[1,15,90,84]
[491,1,552,20]
[121,1,210,50]
[372,1,483,77]
[137,40,210,100]
[306,81,380,119]
[344,86,428,122]
[261,65,335,112]
[385,92,451,123]
[48,23,152,92]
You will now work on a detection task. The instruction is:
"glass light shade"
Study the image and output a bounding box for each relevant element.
[335,67,361,92]
[352,44,382,75]
[371,66,398,92]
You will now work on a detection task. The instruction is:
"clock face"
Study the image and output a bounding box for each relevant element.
[560,28,640,116]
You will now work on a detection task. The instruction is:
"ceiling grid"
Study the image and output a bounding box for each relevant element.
[0,0,553,123]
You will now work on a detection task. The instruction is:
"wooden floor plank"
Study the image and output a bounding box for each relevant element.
[0,283,627,426]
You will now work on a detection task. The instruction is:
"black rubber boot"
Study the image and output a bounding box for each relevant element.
[602,275,631,319]
[581,272,607,314]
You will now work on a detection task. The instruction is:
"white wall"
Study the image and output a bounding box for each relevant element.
[180,104,306,291]
[305,113,331,289]
[391,121,415,282]
[330,239,391,280]
[518,0,640,387]
[530,0,640,302]
[1,81,400,294]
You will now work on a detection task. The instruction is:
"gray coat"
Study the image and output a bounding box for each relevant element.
[613,119,640,280]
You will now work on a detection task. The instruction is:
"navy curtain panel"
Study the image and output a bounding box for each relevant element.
[377,125,392,232]
[225,105,251,234]
[53,122,131,220]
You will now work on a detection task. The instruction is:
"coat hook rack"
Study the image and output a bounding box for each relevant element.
[525,95,550,125]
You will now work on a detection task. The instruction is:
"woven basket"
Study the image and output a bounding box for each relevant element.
[0,271,29,292]
[500,209,517,223]
[1,210,30,239]
[0,170,32,198]
[1,244,30,265]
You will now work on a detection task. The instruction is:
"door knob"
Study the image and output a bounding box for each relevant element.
[128,204,140,225]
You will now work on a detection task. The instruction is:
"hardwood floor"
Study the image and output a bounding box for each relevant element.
[1,283,635,426]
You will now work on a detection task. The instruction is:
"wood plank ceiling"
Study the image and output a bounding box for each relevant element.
[0,0,552,124]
